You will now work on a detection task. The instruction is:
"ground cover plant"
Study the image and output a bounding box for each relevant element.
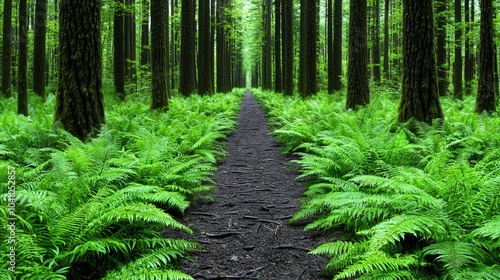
[254,88,500,279]
[0,89,244,279]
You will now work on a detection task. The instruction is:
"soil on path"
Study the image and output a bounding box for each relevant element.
[180,91,331,279]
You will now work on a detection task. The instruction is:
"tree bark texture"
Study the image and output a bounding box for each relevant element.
[198,0,213,95]
[372,0,381,82]
[150,0,169,110]
[140,0,149,67]
[398,0,444,123]
[180,0,196,96]
[332,0,343,90]
[436,0,448,96]
[18,0,28,115]
[216,0,231,93]
[454,0,463,99]
[2,0,13,98]
[114,0,126,99]
[282,0,294,95]
[346,0,369,109]
[475,0,496,113]
[33,0,48,101]
[262,0,272,90]
[275,0,282,92]
[54,0,105,140]
[301,0,318,97]
[327,0,333,93]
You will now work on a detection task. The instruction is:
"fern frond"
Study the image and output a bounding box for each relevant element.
[103,268,194,280]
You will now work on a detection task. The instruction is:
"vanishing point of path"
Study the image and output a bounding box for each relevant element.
[181,91,330,279]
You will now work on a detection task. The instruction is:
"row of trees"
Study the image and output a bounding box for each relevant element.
[0,0,498,139]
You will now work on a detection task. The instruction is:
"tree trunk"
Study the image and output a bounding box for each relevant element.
[2,0,13,98]
[275,0,282,92]
[262,0,272,90]
[180,0,196,96]
[464,0,472,95]
[327,0,333,93]
[372,0,381,83]
[150,0,169,110]
[18,0,28,115]
[332,0,342,90]
[54,0,105,140]
[475,0,496,113]
[216,0,231,93]
[140,0,149,67]
[398,0,444,123]
[198,0,213,95]
[33,0,47,101]
[301,0,318,97]
[436,0,448,96]
[454,0,463,99]
[114,0,126,99]
[124,0,136,86]
[383,0,389,80]
[282,0,294,95]
[346,0,369,109]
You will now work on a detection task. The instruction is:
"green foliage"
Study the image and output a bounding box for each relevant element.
[0,89,244,278]
[254,89,500,279]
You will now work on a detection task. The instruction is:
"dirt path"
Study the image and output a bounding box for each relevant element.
[181,91,330,279]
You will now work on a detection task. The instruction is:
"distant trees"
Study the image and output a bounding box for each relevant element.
[398,0,443,123]
[54,0,105,140]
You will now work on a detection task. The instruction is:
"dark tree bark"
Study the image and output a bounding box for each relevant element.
[436,0,448,96]
[140,0,149,67]
[332,0,343,90]
[2,0,13,98]
[275,0,282,92]
[327,0,333,93]
[125,0,136,85]
[372,0,381,82]
[464,0,472,95]
[18,0,28,115]
[216,0,231,93]
[398,0,444,123]
[54,0,105,140]
[33,0,47,101]
[346,0,369,109]
[180,0,196,96]
[301,0,318,97]
[475,0,496,113]
[298,0,305,94]
[282,0,294,95]
[210,0,216,93]
[383,0,389,80]
[198,0,213,95]
[150,0,169,110]
[262,0,272,90]
[170,0,177,90]
[114,0,126,99]
[454,0,463,99]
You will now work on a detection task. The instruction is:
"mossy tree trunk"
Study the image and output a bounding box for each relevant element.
[475,0,496,113]
[33,0,47,101]
[54,0,105,140]
[150,0,169,110]
[18,0,28,116]
[2,0,13,98]
[346,0,369,109]
[398,0,444,123]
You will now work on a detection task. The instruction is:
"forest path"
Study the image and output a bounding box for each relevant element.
[180,91,330,279]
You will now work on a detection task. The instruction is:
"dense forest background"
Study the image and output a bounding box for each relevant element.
[1,0,500,279]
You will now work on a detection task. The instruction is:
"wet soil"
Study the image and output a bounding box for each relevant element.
[180,91,333,279]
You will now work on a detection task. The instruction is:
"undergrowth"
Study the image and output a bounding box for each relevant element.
[0,89,244,279]
[254,89,500,280]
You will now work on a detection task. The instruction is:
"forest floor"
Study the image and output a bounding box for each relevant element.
[179,91,334,279]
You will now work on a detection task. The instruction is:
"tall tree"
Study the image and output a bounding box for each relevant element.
[332,0,343,90]
[216,0,231,93]
[275,0,282,92]
[383,0,389,80]
[2,0,13,98]
[124,0,136,85]
[114,0,126,99]
[140,0,149,67]
[300,0,318,97]
[372,0,381,82]
[436,0,448,96]
[464,0,472,95]
[475,0,496,113]
[33,0,48,101]
[327,0,333,93]
[54,0,105,140]
[198,0,213,95]
[346,0,369,109]
[454,0,463,99]
[282,0,294,95]
[262,0,272,90]
[180,0,196,96]
[18,0,28,115]
[398,0,443,123]
[150,0,169,110]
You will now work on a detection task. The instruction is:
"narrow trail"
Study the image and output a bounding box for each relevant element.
[181,91,330,279]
